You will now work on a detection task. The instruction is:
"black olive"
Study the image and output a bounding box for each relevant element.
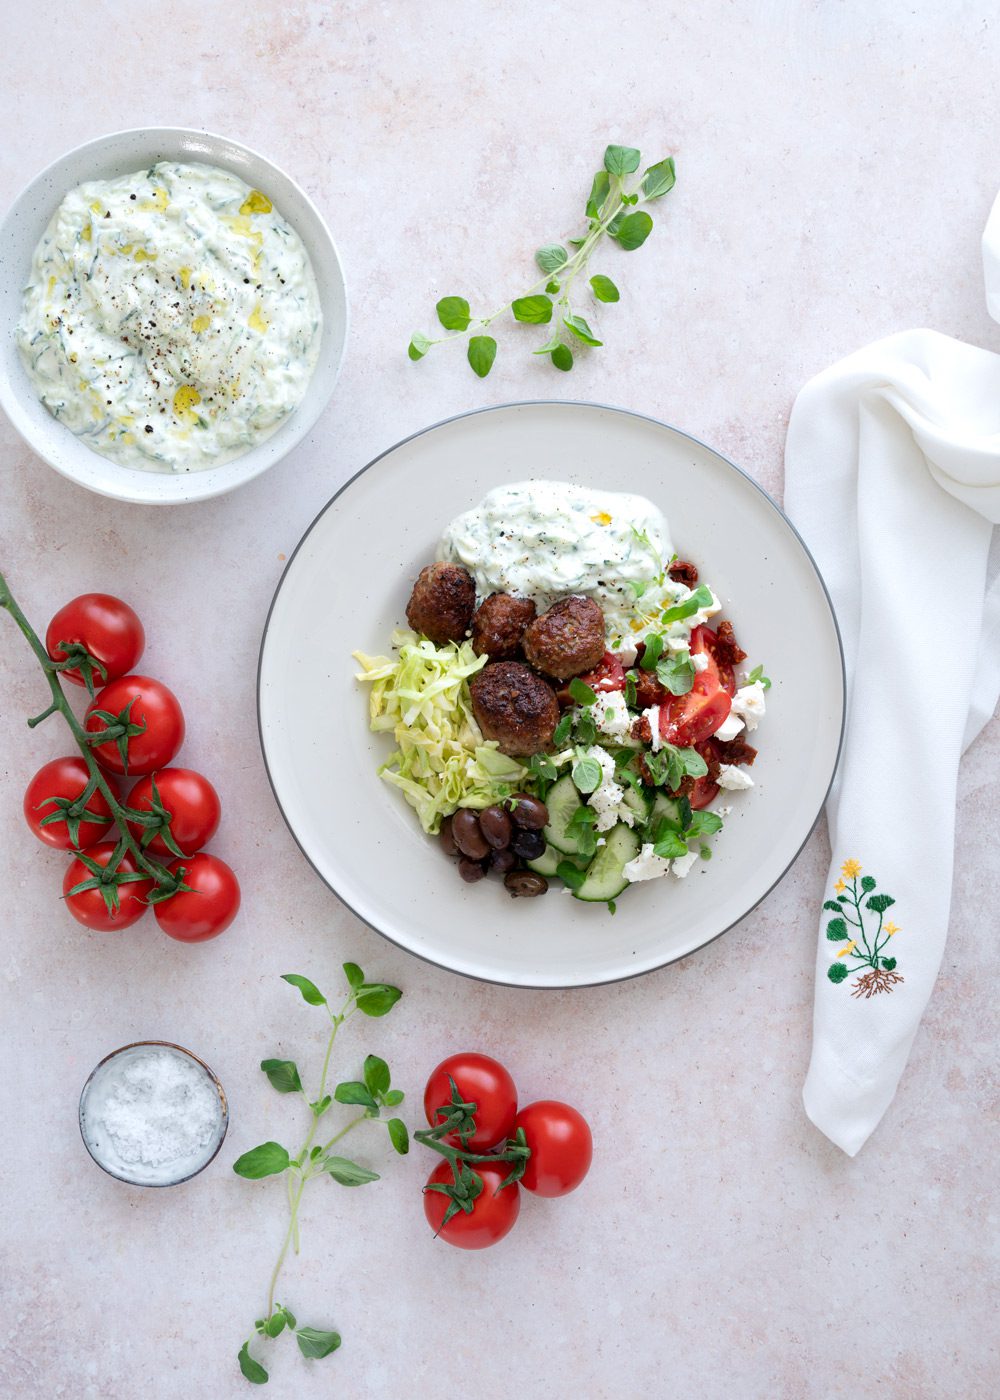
[510,829,545,861]
[504,870,548,897]
[507,793,549,830]
[479,805,513,850]
[458,857,488,884]
[452,809,490,860]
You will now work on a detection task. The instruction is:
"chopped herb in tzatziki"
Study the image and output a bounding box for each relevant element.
[16,161,322,473]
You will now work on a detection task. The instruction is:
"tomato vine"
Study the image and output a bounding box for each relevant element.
[0,569,184,909]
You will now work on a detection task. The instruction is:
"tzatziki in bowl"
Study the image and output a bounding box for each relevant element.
[0,129,347,503]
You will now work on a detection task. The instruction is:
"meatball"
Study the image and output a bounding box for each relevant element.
[522,596,606,681]
[471,592,536,658]
[405,562,476,645]
[469,661,559,757]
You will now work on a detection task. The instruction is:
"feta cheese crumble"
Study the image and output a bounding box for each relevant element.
[671,849,699,878]
[623,843,671,882]
[596,690,632,741]
[731,680,766,733]
[715,711,745,742]
[717,764,755,791]
[586,746,634,831]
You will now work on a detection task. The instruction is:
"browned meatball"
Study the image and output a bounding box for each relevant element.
[522,596,606,681]
[405,563,476,645]
[469,661,559,757]
[470,592,536,658]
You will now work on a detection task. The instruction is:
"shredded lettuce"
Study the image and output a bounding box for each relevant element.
[353,629,528,834]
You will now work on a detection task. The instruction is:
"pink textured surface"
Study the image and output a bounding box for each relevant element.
[1,3,997,1397]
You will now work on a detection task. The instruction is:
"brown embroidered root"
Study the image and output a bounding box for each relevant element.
[851,968,905,998]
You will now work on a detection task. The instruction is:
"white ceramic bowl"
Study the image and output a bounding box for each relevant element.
[258,403,846,989]
[0,128,348,504]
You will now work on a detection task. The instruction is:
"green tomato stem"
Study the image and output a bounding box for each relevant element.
[0,569,171,888]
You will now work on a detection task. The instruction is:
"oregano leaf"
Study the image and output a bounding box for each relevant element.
[641,157,676,199]
[233,1142,290,1179]
[467,335,497,378]
[612,210,653,250]
[322,1156,380,1186]
[535,244,568,273]
[260,1058,302,1094]
[387,1118,409,1155]
[296,1327,342,1359]
[590,274,620,303]
[563,314,602,347]
[436,296,471,331]
[281,974,326,1006]
[585,170,611,218]
[238,1343,269,1384]
[604,144,641,176]
[511,295,553,325]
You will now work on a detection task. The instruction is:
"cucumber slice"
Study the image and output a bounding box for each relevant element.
[526,845,592,878]
[543,773,586,855]
[650,792,682,827]
[621,784,651,824]
[573,823,641,902]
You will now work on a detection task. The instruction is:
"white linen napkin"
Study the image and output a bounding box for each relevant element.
[783,195,1000,1156]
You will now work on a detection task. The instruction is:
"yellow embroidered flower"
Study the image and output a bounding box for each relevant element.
[841,859,862,880]
[884,921,900,937]
[834,878,846,894]
[837,941,857,957]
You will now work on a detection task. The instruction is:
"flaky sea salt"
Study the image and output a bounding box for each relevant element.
[80,1043,226,1186]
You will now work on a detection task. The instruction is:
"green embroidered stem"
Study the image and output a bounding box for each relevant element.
[826,863,902,993]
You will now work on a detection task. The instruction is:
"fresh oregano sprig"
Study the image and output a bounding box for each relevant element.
[409,143,676,377]
[233,963,406,1385]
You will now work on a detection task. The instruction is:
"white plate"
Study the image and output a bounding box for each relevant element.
[258,403,845,988]
[0,127,348,504]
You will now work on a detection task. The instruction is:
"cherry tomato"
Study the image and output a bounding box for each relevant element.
[46,594,144,689]
[154,853,240,942]
[84,675,184,776]
[63,841,153,931]
[659,625,732,747]
[423,1160,520,1249]
[424,1052,518,1150]
[126,768,221,857]
[23,756,119,850]
[514,1100,593,1197]
[688,739,721,810]
[579,651,626,693]
[688,773,721,810]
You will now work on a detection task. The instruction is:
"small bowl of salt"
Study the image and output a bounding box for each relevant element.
[79,1041,229,1187]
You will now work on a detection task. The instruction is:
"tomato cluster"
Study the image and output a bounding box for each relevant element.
[418,1052,592,1249]
[22,593,240,943]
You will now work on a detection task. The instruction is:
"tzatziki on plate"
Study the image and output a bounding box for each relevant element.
[437,480,676,641]
[16,161,322,473]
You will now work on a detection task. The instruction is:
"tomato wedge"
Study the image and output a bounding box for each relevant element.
[659,626,732,746]
[579,652,626,693]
